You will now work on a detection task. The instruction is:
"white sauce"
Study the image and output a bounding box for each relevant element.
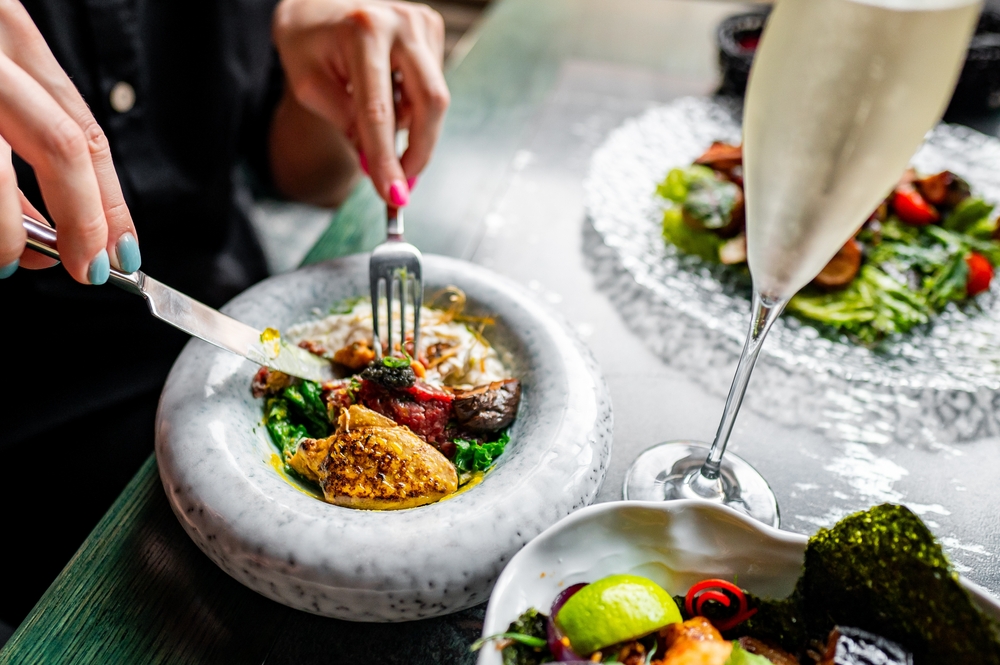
[285,300,509,389]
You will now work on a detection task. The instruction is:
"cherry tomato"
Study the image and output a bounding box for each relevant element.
[892,185,940,226]
[966,252,993,297]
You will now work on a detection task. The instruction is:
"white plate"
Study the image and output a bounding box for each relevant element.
[478,500,1000,665]
[155,254,612,621]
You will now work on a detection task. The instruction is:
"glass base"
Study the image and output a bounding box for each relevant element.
[623,441,780,528]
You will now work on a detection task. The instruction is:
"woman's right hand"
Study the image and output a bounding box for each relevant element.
[0,0,137,284]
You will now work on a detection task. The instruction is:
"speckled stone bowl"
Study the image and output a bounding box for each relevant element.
[155,254,612,621]
[478,501,1000,665]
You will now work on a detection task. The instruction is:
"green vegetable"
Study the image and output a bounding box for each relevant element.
[656,165,716,203]
[264,397,309,457]
[788,265,929,344]
[683,175,741,231]
[381,355,412,369]
[662,207,724,263]
[470,632,547,652]
[725,644,772,665]
[658,159,1000,342]
[739,504,1000,664]
[495,608,549,665]
[943,197,995,235]
[282,381,331,439]
[454,431,510,473]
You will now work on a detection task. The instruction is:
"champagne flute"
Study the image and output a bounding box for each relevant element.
[624,0,981,526]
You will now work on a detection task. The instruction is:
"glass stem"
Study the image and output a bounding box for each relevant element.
[699,289,787,482]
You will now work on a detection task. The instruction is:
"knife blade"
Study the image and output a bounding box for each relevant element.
[23,215,334,383]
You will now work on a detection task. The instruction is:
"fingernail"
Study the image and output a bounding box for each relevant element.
[407,176,418,190]
[115,232,142,273]
[88,249,110,285]
[358,151,369,175]
[389,180,410,207]
[0,258,17,279]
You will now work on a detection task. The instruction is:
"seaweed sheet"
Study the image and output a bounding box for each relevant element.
[734,504,1000,664]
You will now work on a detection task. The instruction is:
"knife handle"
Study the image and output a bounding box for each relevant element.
[22,214,143,293]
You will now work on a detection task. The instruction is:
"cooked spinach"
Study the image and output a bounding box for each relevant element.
[282,381,331,439]
[264,397,309,457]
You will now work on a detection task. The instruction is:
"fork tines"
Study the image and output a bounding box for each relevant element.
[370,246,423,360]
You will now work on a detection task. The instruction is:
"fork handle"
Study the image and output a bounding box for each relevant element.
[387,206,404,240]
[22,214,143,293]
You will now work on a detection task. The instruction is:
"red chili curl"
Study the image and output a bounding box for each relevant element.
[684,579,757,632]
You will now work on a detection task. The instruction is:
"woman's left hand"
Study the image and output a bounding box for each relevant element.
[273,0,449,207]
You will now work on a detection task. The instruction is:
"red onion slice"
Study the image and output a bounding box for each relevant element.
[548,582,587,661]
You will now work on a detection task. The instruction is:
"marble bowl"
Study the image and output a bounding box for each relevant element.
[478,500,1000,665]
[155,254,612,621]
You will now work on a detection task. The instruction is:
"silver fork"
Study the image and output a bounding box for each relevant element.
[370,206,423,359]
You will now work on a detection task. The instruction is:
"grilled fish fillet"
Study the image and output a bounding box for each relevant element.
[293,405,458,510]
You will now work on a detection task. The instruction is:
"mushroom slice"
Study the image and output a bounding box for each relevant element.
[814,238,862,290]
[453,379,521,432]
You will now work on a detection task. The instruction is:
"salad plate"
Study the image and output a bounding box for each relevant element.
[155,253,612,621]
[585,96,1000,445]
[477,500,1000,665]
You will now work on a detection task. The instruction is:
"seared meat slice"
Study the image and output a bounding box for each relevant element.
[453,379,521,432]
[318,405,457,510]
[737,637,799,665]
[357,379,453,445]
[915,170,970,207]
[657,617,732,665]
[820,626,912,665]
[694,141,743,173]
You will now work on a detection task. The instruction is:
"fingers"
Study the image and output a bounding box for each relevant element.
[0,53,108,284]
[0,136,21,276]
[0,0,138,272]
[343,7,410,206]
[393,7,449,180]
[17,189,59,270]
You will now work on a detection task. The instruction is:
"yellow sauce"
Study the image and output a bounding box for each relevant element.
[441,471,486,502]
[269,453,323,499]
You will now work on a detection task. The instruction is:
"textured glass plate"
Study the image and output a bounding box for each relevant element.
[585,96,1000,445]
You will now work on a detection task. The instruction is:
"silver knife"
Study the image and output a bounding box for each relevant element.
[23,215,334,383]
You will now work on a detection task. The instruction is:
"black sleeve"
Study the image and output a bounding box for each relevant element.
[239,47,286,199]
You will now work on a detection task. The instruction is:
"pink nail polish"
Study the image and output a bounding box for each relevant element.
[389,180,410,207]
[358,151,369,175]
[407,176,418,190]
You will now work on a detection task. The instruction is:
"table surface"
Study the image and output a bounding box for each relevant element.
[6,0,1000,662]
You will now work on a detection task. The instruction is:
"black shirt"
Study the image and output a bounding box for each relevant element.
[1,0,282,445]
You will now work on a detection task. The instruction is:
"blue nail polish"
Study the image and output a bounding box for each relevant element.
[115,232,141,273]
[0,258,18,279]
[88,249,110,285]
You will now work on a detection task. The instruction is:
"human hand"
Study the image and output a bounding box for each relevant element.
[0,1,136,284]
[273,0,450,207]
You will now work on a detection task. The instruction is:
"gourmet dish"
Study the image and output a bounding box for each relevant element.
[477,504,1000,664]
[252,288,521,510]
[658,142,1000,343]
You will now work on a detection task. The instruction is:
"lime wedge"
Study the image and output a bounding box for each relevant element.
[555,574,681,655]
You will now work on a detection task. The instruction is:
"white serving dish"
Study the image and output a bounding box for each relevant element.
[478,500,1000,665]
[155,254,612,621]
